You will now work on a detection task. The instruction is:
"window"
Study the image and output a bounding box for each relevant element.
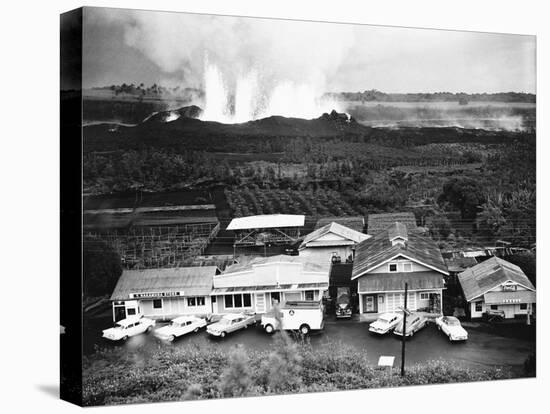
[212,296,216,303]
[389,263,398,272]
[224,294,252,309]
[420,293,430,300]
[520,303,527,310]
[490,305,498,310]
[305,290,315,301]
[475,302,483,312]
[234,294,243,308]
[271,292,280,303]
[225,295,233,308]
[153,299,162,309]
[403,262,412,272]
[127,308,136,316]
[196,297,205,306]
[187,297,196,307]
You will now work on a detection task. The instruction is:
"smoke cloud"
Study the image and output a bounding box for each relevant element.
[87,9,355,122]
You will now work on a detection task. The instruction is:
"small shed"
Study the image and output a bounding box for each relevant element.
[226,214,305,247]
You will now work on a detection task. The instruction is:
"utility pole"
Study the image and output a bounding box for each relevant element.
[401,282,408,377]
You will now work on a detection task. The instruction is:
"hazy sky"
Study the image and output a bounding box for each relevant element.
[81,7,536,94]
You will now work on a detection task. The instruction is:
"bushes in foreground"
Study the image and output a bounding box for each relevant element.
[83,336,517,406]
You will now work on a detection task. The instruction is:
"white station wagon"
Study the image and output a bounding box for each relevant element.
[369,312,403,334]
[435,316,468,341]
[102,315,156,341]
[154,315,207,342]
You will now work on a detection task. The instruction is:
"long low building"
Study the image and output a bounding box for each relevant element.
[110,266,220,321]
[210,255,330,315]
[458,257,536,319]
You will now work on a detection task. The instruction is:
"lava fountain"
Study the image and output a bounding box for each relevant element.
[199,60,342,123]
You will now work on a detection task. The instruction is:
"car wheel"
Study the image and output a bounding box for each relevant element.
[220,331,226,338]
[146,326,152,333]
[437,325,441,330]
[410,330,414,337]
[169,335,176,342]
[265,324,274,334]
[300,324,310,335]
[194,327,199,333]
[122,336,128,342]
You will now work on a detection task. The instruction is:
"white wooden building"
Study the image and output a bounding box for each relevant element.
[299,221,371,263]
[458,257,536,319]
[210,255,329,315]
[352,222,448,321]
[109,266,219,321]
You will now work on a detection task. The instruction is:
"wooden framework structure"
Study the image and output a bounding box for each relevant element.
[86,222,220,269]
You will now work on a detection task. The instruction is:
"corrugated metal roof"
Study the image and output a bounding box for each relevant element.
[367,212,417,235]
[458,257,535,302]
[222,254,329,275]
[302,240,356,248]
[484,290,536,305]
[110,266,218,301]
[226,214,305,230]
[352,222,448,279]
[210,282,328,295]
[300,222,370,249]
[315,216,365,233]
[358,271,445,293]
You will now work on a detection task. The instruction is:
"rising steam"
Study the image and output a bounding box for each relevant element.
[87,9,353,123]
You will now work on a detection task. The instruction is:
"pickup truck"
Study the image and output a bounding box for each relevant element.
[261,300,324,335]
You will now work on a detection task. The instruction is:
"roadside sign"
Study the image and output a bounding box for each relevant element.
[378,356,395,368]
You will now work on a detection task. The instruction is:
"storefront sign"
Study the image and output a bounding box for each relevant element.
[129,291,183,299]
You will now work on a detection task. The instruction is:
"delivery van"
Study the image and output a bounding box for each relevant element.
[261,300,324,335]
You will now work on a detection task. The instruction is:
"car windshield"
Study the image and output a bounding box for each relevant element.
[218,318,231,326]
[114,323,125,329]
[446,318,460,326]
[376,318,390,325]
[171,322,182,328]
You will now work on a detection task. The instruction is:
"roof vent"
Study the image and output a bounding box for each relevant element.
[388,222,408,246]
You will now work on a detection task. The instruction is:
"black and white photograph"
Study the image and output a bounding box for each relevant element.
[55,1,543,410]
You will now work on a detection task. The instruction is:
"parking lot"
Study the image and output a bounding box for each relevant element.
[84,316,535,371]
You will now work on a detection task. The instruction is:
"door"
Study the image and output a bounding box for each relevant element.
[255,293,266,313]
[362,295,378,313]
[114,305,126,322]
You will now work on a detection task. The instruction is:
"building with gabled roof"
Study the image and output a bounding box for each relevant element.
[352,222,448,321]
[367,212,417,235]
[210,255,330,315]
[314,216,365,233]
[299,221,371,263]
[458,256,535,319]
[110,266,220,321]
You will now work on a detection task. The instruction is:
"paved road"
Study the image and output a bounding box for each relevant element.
[84,317,535,370]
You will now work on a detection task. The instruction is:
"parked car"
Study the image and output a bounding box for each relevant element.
[102,315,155,341]
[261,300,324,335]
[393,313,427,337]
[435,316,468,341]
[369,312,403,334]
[206,313,256,338]
[335,287,352,318]
[154,315,207,342]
